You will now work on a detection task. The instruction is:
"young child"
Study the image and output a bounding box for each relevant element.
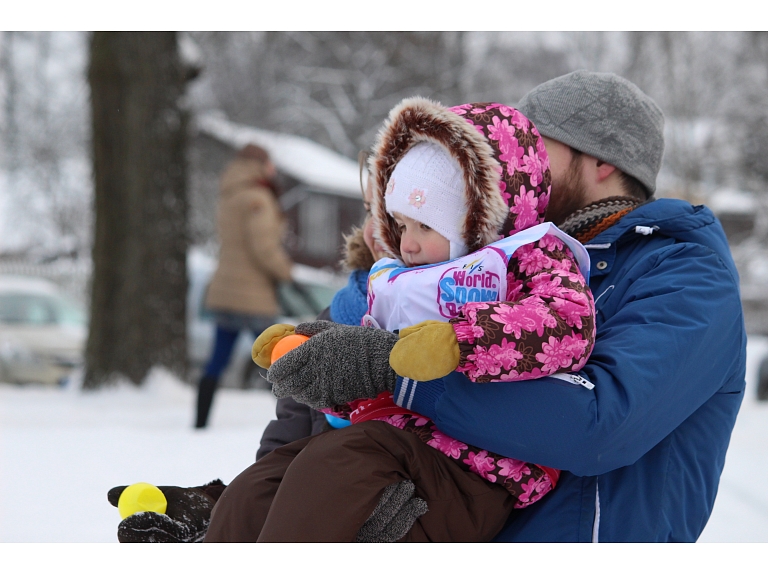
[207,98,596,543]
[329,97,594,502]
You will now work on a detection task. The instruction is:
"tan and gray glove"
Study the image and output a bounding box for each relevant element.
[264,320,399,410]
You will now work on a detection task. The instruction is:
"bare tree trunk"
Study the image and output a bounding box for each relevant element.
[85,32,188,388]
[1,31,19,176]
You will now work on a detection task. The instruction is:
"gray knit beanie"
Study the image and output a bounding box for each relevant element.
[517,70,665,196]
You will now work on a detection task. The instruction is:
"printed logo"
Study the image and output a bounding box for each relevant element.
[437,257,500,318]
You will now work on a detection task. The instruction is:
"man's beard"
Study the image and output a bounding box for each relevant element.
[545,155,588,226]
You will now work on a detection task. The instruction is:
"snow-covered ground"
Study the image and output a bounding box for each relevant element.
[1,338,767,543]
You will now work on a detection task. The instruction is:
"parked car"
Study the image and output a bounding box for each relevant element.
[0,275,87,385]
[187,249,346,389]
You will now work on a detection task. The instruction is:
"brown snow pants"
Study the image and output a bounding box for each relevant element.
[204,420,516,542]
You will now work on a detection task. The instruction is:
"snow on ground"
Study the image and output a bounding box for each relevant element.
[1,339,768,543]
[0,368,278,543]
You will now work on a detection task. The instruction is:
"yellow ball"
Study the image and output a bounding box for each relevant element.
[117,482,167,519]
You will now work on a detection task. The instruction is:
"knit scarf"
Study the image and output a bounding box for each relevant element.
[559,196,646,244]
[329,269,369,326]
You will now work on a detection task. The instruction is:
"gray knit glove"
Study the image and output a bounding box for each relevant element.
[356,481,429,543]
[267,320,399,410]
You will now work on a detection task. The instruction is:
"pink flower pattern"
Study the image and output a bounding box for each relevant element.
[490,299,557,339]
[488,117,525,174]
[506,276,524,301]
[408,188,426,208]
[521,147,544,186]
[498,458,531,482]
[510,187,540,231]
[426,430,468,459]
[373,412,554,506]
[464,450,498,482]
[453,321,485,344]
[450,234,595,384]
[536,334,591,374]
[516,476,553,508]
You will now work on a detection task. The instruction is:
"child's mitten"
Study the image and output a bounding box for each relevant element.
[389,320,460,381]
[252,323,296,368]
[108,480,225,543]
[267,320,399,409]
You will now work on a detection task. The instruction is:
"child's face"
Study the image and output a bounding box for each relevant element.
[392,212,450,267]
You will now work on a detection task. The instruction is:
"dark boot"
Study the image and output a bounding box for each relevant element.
[195,375,219,428]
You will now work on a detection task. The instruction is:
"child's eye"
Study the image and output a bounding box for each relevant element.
[420,223,432,231]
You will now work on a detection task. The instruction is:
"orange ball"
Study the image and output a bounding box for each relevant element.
[271,334,310,363]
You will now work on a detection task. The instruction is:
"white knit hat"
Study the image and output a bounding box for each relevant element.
[385,142,468,259]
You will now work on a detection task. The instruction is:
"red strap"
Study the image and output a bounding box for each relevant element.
[349,392,421,424]
[539,465,561,487]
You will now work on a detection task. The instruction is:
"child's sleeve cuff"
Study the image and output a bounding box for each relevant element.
[393,376,446,421]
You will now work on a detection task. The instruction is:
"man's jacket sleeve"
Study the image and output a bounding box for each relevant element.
[394,242,745,476]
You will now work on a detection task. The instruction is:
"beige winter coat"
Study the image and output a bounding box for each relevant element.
[204,156,293,316]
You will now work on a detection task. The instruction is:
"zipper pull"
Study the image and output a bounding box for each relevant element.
[635,225,657,236]
[550,373,595,390]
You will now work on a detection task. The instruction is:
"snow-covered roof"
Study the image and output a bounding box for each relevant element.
[195,113,363,199]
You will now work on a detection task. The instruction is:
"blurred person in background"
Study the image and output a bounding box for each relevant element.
[195,144,293,429]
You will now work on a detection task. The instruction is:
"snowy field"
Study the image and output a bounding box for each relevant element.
[1,336,768,544]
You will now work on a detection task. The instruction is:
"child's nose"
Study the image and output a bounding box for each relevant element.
[400,231,418,254]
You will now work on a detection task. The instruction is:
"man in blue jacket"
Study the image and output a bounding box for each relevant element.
[390,71,747,541]
[257,71,746,542]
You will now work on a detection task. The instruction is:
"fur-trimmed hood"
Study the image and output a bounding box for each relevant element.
[369,98,552,259]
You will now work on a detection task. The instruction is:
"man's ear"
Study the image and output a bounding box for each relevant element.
[595,160,617,183]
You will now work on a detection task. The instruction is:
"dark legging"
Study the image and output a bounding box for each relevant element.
[196,316,273,428]
[204,324,244,379]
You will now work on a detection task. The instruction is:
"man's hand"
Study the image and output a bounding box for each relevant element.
[356,480,429,542]
[389,320,460,381]
[267,321,399,409]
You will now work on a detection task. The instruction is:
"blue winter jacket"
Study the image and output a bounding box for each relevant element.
[393,198,746,542]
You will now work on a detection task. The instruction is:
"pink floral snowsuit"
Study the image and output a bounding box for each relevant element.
[329,103,597,509]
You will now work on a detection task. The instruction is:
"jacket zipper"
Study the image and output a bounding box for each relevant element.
[592,481,600,543]
[549,373,595,390]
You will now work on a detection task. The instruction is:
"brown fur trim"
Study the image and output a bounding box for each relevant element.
[341,226,376,272]
[368,97,509,258]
